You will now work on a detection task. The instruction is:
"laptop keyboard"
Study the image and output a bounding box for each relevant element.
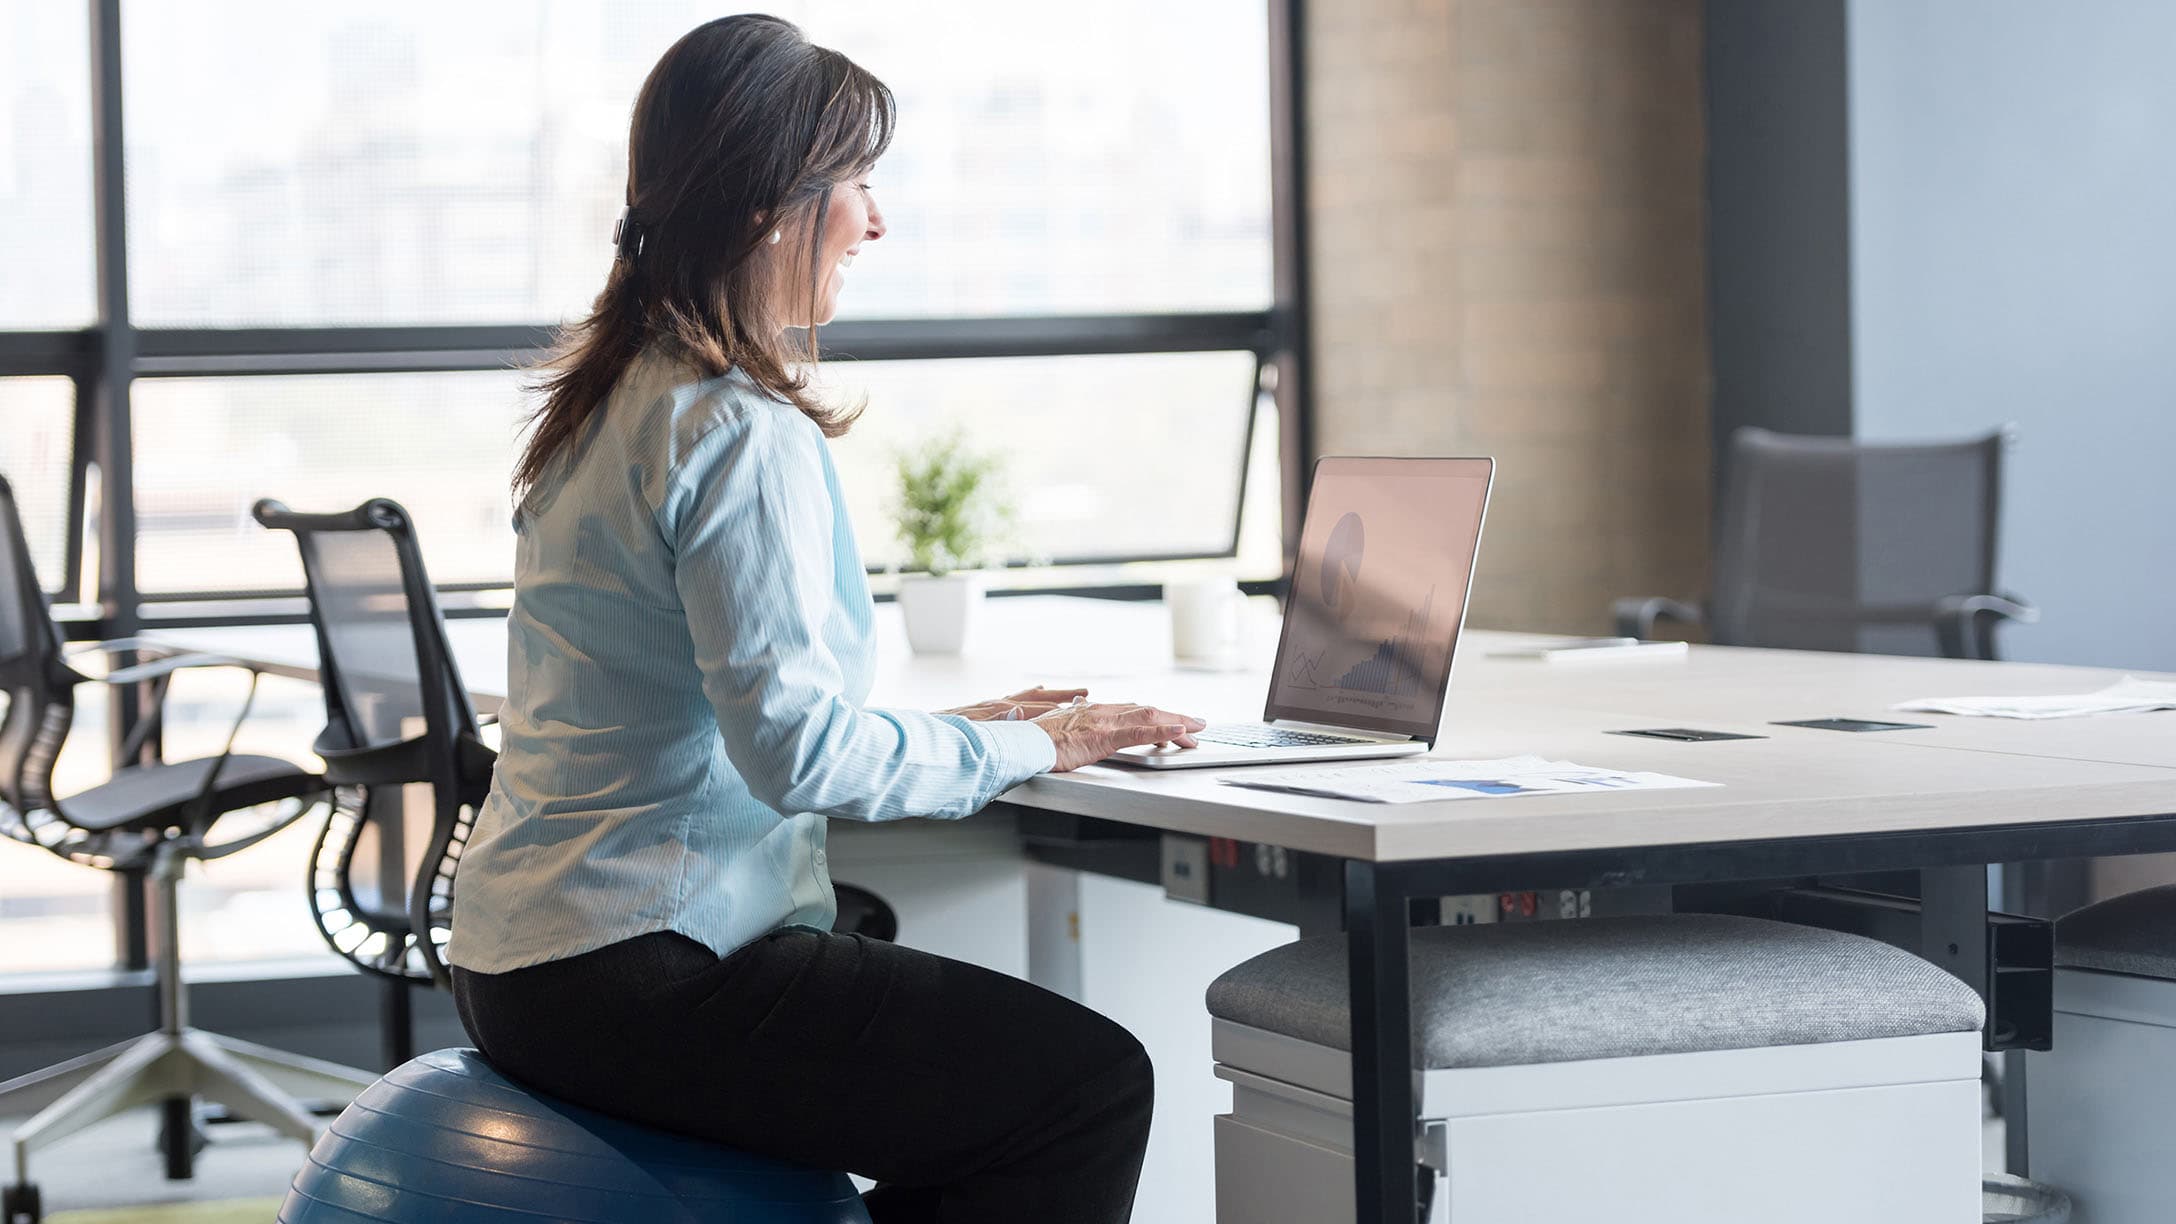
[1195,724,1378,749]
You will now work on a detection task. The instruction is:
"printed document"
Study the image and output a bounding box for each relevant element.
[1218,755,1719,804]
[1893,676,2176,720]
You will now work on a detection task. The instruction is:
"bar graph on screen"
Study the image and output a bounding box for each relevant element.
[1333,588,1434,697]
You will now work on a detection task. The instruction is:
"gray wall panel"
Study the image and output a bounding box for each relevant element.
[1847,0,2176,669]
[1704,0,1856,459]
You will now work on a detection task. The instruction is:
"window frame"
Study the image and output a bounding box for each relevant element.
[123,315,1279,602]
[2,0,1316,979]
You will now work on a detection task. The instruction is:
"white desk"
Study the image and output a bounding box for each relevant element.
[157,604,2176,860]
[156,597,2176,1223]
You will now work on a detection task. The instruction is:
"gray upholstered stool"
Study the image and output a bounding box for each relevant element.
[2027,885,2176,1223]
[1206,913,1986,1224]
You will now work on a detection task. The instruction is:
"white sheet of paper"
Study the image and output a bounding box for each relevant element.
[1892,676,2176,720]
[1217,755,1721,804]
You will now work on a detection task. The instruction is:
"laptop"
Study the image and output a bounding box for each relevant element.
[1110,455,1494,769]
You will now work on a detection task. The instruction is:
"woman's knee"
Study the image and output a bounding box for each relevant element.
[1081,1011,1155,1120]
[1064,996,1146,1064]
[1115,1040,1155,1123]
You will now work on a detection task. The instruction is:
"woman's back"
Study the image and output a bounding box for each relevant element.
[452,351,879,973]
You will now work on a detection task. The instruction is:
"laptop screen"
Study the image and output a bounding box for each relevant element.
[1262,456,1494,742]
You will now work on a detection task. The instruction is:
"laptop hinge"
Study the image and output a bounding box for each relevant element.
[1266,718,1415,742]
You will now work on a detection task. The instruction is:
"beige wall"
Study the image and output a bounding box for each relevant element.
[1305,0,1710,633]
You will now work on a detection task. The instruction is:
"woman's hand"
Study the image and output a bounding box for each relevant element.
[1033,702,1208,772]
[939,686,1090,722]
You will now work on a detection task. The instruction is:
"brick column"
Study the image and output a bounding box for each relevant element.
[1306,0,1710,633]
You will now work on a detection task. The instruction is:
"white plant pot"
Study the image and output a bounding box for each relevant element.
[897,572,985,655]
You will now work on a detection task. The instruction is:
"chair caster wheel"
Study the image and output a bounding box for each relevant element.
[3,1181,43,1224]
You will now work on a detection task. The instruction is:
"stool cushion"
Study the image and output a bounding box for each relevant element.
[1205,914,1985,1070]
[2057,884,2176,980]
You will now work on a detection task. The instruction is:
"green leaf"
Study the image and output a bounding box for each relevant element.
[892,431,1013,577]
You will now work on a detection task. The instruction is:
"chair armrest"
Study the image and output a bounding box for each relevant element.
[316,736,432,789]
[65,640,263,764]
[63,635,185,661]
[98,652,252,687]
[65,637,256,685]
[1934,592,2040,660]
[1936,592,2039,625]
[1611,596,1704,640]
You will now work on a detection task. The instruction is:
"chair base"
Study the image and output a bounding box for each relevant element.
[2,1027,375,1196]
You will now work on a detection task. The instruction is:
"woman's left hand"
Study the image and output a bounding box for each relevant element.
[940,686,1090,722]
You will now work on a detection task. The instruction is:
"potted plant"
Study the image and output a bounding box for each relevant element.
[892,433,1010,655]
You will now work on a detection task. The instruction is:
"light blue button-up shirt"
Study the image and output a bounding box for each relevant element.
[448,351,1055,974]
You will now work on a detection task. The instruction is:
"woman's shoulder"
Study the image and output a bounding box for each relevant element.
[620,348,821,474]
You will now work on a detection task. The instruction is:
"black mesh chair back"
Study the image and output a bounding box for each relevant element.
[1712,428,2015,657]
[0,475,76,850]
[254,498,493,988]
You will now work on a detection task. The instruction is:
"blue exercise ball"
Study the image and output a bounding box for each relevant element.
[280,1048,870,1223]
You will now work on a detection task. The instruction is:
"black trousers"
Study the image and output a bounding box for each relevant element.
[452,928,1154,1224]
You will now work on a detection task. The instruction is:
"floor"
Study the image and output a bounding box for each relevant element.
[3,1107,2013,1222]
[1,1112,305,1217]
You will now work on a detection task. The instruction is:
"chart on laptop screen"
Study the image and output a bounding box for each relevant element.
[1266,459,1491,732]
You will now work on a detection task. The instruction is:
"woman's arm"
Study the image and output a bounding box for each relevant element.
[666,403,1054,821]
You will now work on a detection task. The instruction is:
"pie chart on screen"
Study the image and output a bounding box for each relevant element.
[1320,511,1365,618]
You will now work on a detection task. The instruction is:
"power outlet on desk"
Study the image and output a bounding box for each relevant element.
[1444,888,1672,926]
[1161,835,1211,905]
[1157,835,1343,931]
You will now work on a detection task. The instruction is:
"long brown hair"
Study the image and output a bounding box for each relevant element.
[515,15,895,494]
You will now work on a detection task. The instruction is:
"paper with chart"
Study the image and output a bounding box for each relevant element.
[1218,755,1721,804]
[1892,676,2176,720]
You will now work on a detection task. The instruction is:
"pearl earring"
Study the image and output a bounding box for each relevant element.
[768,229,782,245]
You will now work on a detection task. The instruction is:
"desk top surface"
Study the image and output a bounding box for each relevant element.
[155,597,2176,863]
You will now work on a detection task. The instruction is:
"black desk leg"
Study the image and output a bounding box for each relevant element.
[2003,1048,2030,1176]
[1346,860,1418,1224]
[1921,865,2011,1172]
[1920,865,1990,1014]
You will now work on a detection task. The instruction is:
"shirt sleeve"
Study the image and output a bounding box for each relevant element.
[662,400,1055,822]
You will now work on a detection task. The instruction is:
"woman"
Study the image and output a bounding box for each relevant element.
[447,15,1205,1224]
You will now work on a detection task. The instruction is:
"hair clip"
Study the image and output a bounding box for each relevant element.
[612,208,646,260]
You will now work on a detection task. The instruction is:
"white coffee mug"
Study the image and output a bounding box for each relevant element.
[1166,578,1248,668]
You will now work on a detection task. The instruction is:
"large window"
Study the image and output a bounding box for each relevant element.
[122,1,1271,327]
[0,4,95,330]
[1,1,1294,977]
[822,352,1263,569]
[0,377,76,592]
[132,372,530,594]
[129,357,1263,596]
[2,684,119,976]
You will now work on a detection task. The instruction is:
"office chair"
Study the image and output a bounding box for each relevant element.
[256,497,904,1051]
[0,477,372,1224]
[252,499,496,1071]
[1613,426,2037,659]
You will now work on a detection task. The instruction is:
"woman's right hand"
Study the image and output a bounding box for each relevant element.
[1033,703,1208,772]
